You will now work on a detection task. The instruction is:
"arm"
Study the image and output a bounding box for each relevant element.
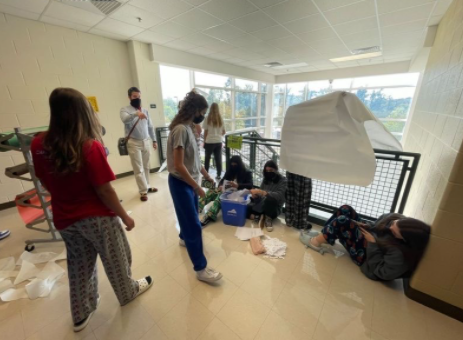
[200,166,213,182]
[95,183,134,230]
[363,243,409,281]
[238,171,254,190]
[174,148,206,197]
[204,130,208,143]
[120,107,146,123]
[145,110,157,143]
[264,177,287,205]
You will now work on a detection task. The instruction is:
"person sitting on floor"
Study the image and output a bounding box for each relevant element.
[306,205,431,281]
[247,160,287,232]
[199,155,253,227]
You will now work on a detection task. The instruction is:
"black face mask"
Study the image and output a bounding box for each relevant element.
[264,172,276,181]
[130,98,141,108]
[193,114,205,124]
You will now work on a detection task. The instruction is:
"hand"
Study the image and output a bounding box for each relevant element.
[218,186,223,191]
[196,187,206,198]
[354,220,369,229]
[360,227,375,243]
[230,181,238,188]
[250,189,260,198]
[153,141,157,150]
[122,216,135,231]
[136,111,147,120]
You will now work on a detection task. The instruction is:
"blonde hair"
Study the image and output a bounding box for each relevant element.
[43,88,103,173]
[206,103,224,128]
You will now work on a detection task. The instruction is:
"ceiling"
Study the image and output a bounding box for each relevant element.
[0,0,453,75]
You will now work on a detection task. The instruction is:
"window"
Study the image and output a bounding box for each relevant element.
[196,87,232,120]
[159,65,191,125]
[235,78,258,91]
[273,73,419,143]
[235,92,258,118]
[194,72,231,88]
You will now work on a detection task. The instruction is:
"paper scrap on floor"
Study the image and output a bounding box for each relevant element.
[0,249,67,301]
[262,235,287,259]
[235,227,264,241]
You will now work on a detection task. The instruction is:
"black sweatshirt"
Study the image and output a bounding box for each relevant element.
[219,170,253,190]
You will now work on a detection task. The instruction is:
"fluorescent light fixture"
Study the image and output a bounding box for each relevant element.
[330,51,382,62]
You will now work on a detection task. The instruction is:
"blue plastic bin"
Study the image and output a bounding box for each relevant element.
[220,192,250,227]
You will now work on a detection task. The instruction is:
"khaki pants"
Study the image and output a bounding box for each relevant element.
[127,138,151,194]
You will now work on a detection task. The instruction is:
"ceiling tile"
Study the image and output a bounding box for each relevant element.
[130,0,192,19]
[379,3,435,27]
[164,39,198,50]
[323,1,376,26]
[297,28,338,43]
[310,59,337,69]
[264,0,319,23]
[308,38,350,55]
[225,57,246,64]
[88,29,128,41]
[377,0,436,14]
[208,52,232,60]
[313,0,363,12]
[227,34,263,47]
[0,0,48,13]
[289,46,320,58]
[150,21,194,39]
[109,4,164,29]
[133,30,175,44]
[184,0,209,6]
[189,46,216,56]
[202,40,235,52]
[0,4,40,20]
[225,48,262,60]
[251,25,292,41]
[249,0,287,9]
[341,29,380,44]
[230,11,278,33]
[200,0,258,21]
[296,65,318,72]
[44,1,105,27]
[356,58,384,65]
[203,24,246,41]
[382,30,424,44]
[333,17,377,36]
[266,36,302,49]
[345,38,381,50]
[178,33,223,46]
[381,19,428,36]
[331,60,360,68]
[41,16,91,32]
[284,14,329,34]
[241,41,284,54]
[172,9,223,31]
[92,18,145,38]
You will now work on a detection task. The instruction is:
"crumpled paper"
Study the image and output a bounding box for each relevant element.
[262,235,287,259]
[26,262,65,299]
[235,227,264,241]
[16,249,66,265]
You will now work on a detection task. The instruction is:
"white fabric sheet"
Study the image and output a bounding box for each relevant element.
[234,227,264,241]
[280,91,402,186]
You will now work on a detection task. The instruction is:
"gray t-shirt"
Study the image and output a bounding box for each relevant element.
[167,124,202,183]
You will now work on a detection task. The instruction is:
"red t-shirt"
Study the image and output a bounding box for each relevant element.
[31,134,116,230]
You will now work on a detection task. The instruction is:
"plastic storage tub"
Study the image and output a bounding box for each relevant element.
[220,192,250,227]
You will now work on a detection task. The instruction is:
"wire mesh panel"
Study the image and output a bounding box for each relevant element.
[226,133,420,222]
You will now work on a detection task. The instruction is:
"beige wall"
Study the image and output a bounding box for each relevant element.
[0,13,166,203]
[404,0,463,309]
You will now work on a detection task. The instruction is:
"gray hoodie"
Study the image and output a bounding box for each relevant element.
[360,214,409,281]
[261,174,287,206]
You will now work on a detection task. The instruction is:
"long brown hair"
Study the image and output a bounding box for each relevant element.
[375,215,431,276]
[43,88,103,174]
[169,90,208,130]
[206,103,224,128]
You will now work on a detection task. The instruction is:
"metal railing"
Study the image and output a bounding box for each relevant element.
[225,133,420,224]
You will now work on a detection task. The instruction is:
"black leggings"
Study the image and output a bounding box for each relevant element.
[204,143,222,176]
[246,196,280,219]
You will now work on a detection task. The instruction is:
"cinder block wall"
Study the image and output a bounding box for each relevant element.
[404,0,463,309]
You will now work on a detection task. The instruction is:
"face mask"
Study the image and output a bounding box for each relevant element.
[130,98,141,108]
[193,114,205,124]
[264,172,276,180]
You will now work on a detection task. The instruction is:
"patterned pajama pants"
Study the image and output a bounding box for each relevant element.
[285,172,312,229]
[323,205,368,266]
[59,216,139,324]
[198,189,221,221]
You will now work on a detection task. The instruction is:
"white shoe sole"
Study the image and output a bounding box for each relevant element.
[197,272,223,283]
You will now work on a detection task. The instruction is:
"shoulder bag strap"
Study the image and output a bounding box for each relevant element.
[125,117,141,141]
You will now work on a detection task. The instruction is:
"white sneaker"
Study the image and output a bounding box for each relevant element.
[196,267,223,282]
[179,239,186,247]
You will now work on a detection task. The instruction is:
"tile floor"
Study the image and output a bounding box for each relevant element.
[0,172,462,340]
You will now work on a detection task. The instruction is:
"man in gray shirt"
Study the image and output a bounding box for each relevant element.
[120,87,158,201]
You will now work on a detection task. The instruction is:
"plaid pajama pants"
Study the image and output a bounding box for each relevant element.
[285,172,312,229]
[59,216,139,324]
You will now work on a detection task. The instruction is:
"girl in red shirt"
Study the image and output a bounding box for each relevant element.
[31,88,152,332]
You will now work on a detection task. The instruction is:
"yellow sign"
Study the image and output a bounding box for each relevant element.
[227,135,243,150]
[87,96,99,112]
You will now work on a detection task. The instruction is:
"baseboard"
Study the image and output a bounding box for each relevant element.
[0,167,162,212]
[403,278,463,322]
